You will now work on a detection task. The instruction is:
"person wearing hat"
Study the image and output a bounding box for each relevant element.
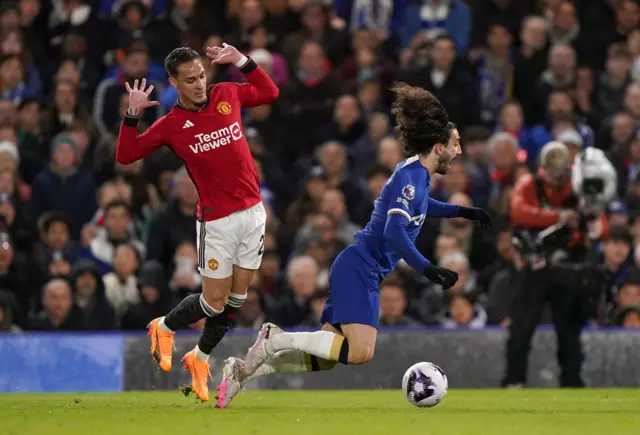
[30,133,97,239]
[607,200,630,227]
[557,128,583,161]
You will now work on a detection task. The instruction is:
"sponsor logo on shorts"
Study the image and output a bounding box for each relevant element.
[217,101,232,115]
[208,258,219,271]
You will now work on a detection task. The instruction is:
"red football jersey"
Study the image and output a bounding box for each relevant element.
[116,60,279,221]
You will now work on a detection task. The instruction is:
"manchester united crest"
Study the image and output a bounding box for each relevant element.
[217,101,232,115]
[208,258,219,271]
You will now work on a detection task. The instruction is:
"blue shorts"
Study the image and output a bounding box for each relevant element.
[320,244,381,328]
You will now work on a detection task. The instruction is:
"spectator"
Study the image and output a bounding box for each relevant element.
[102,243,140,318]
[379,283,420,326]
[145,167,197,270]
[0,291,21,332]
[33,212,79,291]
[377,136,404,172]
[597,43,632,120]
[319,95,366,147]
[350,112,392,176]
[29,278,85,331]
[0,231,27,324]
[402,35,479,130]
[281,40,342,157]
[281,1,349,68]
[601,226,633,322]
[41,79,91,142]
[614,304,640,328]
[353,164,393,227]
[93,47,162,141]
[266,255,317,328]
[168,240,201,302]
[235,288,265,330]
[30,134,98,238]
[401,0,472,55]
[81,201,144,275]
[120,260,172,330]
[315,141,368,219]
[0,55,35,104]
[475,23,514,126]
[534,44,577,124]
[440,294,488,329]
[71,259,117,330]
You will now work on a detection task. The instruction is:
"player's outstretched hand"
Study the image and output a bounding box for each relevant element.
[125,78,159,117]
[458,206,493,230]
[206,43,244,66]
[424,264,459,290]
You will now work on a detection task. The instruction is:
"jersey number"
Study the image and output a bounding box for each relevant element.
[258,234,265,256]
[410,214,426,226]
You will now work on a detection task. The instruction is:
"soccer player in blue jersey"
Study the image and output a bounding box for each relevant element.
[213,83,492,408]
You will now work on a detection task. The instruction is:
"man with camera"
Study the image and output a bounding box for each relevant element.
[505,141,612,387]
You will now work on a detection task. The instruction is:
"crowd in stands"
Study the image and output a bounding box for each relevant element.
[1,0,640,333]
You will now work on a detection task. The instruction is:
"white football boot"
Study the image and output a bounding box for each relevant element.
[243,322,282,377]
[215,357,246,408]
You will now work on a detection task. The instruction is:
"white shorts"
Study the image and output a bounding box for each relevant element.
[196,202,267,279]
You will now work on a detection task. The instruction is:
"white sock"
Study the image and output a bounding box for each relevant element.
[227,292,247,308]
[158,317,174,333]
[268,331,342,361]
[246,350,309,381]
[200,294,223,317]
[194,345,209,361]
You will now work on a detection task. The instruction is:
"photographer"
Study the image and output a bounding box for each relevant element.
[505,141,611,388]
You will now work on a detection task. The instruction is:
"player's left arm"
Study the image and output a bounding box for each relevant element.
[383,172,431,272]
[426,198,460,217]
[234,58,280,108]
[442,198,493,230]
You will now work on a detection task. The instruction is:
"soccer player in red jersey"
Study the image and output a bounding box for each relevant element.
[116,43,279,402]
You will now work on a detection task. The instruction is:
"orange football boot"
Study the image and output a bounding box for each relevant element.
[182,350,211,402]
[147,317,175,372]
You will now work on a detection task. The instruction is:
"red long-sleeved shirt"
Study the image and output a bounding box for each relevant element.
[116,59,279,221]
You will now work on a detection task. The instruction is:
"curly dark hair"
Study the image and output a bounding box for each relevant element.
[390,82,454,156]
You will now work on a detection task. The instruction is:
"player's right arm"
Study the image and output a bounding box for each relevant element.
[510,173,562,228]
[382,171,458,289]
[116,79,167,164]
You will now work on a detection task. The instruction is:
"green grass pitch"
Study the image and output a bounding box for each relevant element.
[1,389,639,435]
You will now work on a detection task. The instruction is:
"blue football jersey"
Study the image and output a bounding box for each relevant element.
[354,156,431,275]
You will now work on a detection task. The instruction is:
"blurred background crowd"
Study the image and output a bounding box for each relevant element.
[0,0,640,335]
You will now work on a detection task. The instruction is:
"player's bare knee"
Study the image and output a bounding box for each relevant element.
[348,344,374,365]
[202,292,226,312]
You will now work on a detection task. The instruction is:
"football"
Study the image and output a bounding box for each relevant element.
[402,362,448,408]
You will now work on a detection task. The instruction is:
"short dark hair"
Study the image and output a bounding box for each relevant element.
[0,54,21,67]
[104,200,131,217]
[164,47,201,78]
[366,164,393,180]
[606,225,632,244]
[390,82,453,156]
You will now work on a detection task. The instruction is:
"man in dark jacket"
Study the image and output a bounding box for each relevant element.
[29,278,86,331]
[145,167,197,270]
[71,259,117,330]
[31,135,97,239]
[401,35,479,130]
